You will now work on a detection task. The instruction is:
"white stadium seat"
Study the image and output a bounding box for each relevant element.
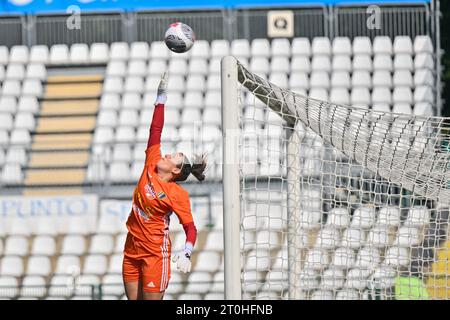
[393,36,413,55]
[50,44,69,64]
[0,46,8,65]
[147,59,167,76]
[9,45,29,64]
[70,43,89,63]
[0,256,24,276]
[373,36,392,55]
[231,39,250,59]
[26,64,46,80]
[353,55,372,72]
[128,60,147,77]
[89,234,114,255]
[312,37,331,56]
[292,37,311,56]
[190,40,210,59]
[394,54,414,71]
[355,246,380,268]
[373,54,393,71]
[6,64,25,80]
[31,236,56,256]
[110,42,129,60]
[0,277,18,298]
[352,71,371,88]
[414,35,433,53]
[4,236,28,256]
[30,45,49,64]
[251,39,270,58]
[20,276,47,298]
[353,36,372,55]
[130,42,149,60]
[372,71,392,88]
[150,41,170,60]
[332,37,352,55]
[27,256,52,276]
[271,38,290,57]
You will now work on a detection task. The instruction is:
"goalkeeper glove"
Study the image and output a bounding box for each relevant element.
[155,71,169,105]
[172,252,191,273]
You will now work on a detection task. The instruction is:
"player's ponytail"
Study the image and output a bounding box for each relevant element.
[175,153,207,182]
[189,154,207,182]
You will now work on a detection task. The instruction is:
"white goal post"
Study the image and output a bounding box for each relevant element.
[221,55,450,300]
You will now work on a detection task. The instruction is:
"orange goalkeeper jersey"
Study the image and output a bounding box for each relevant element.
[124,143,194,258]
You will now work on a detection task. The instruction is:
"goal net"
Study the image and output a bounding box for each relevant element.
[221,56,450,300]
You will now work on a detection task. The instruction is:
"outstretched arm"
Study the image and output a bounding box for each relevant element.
[147,72,168,148]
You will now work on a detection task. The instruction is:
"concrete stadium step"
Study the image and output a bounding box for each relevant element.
[44,82,103,99]
[24,168,86,186]
[28,150,89,168]
[35,116,96,133]
[32,133,92,151]
[40,99,99,116]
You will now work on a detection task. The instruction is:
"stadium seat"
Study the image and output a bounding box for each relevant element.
[271,57,290,73]
[312,55,331,73]
[190,40,210,59]
[393,36,413,55]
[31,235,56,256]
[415,52,434,69]
[0,256,24,276]
[392,103,412,114]
[413,102,433,116]
[344,268,371,291]
[147,59,167,76]
[118,109,139,126]
[305,249,329,270]
[109,162,131,182]
[22,79,43,97]
[83,255,107,275]
[231,39,250,59]
[249,57,269,76]
[168,59,188,75]
[331,71,350,89]
[393,87,413,104]
[395,226,421,247]
[366,226,390,248]
[128,60,147,77]
[269,72,288,88]
[114,233,127,253]
[371,266,396,289]
[1,163,24,185]
[70,43,89,63]
[110,42,129,60]
[394,54,414,71]
[320,268,345,290]
[2,80,21,97]
[0,113,13,130]
[97,110,118,127]
[124,76,144,93]
[372,87,392,105]
[29,45,49,64]
[414,86,434,104]
[373,54,393,71]
[90,43,109,63]
[352,71,371,89]
[326,207,350,229]
[251,39,270,57]
[89,234,114,255]
[376,206,401,227]
[292,37,311,56]
[331,247,356,269]
[107,61,126,77]
[291,56,311,73]
[26,63,46,80]
[309,71,329,89]
[315,226,341,249]
[312,37,331,56]
[336,289,359,300]
[353,36,372,55]
[298,266,320,290]
[210,39,230,58]
[121,93,142,110]
[186,74,206,92]
[351,205,376,229]
[9,45,29,64]
[130,42,149,60]
[0,276,18,298]
[20,276,47,298]
[414,35,433,53]
[372,71,392,88]
[8,220,30,237]
[185,272,212,293]
[102,274,124,296]
[50,44,69,64]
[353,55,372,72]
[26,256,52,277]
[414,69,434,86]
[103,77,123,93]
[332,37,352,56]
[383,246,409,267]
[373,36,392,55]
[4,236,28,256]
[100,93,121,111]
[14,112,35,130]
[0,96,17,113]
[61,235,86,256]
[351,88,371,106]
[150,41,170,60]
[271,38,290,57]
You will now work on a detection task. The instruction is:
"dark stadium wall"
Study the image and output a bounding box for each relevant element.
[442,1,450,117]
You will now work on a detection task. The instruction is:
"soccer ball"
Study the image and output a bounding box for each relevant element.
[164,22,195,53]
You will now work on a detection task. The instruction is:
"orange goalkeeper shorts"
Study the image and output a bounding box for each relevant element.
[122,234,171,293]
